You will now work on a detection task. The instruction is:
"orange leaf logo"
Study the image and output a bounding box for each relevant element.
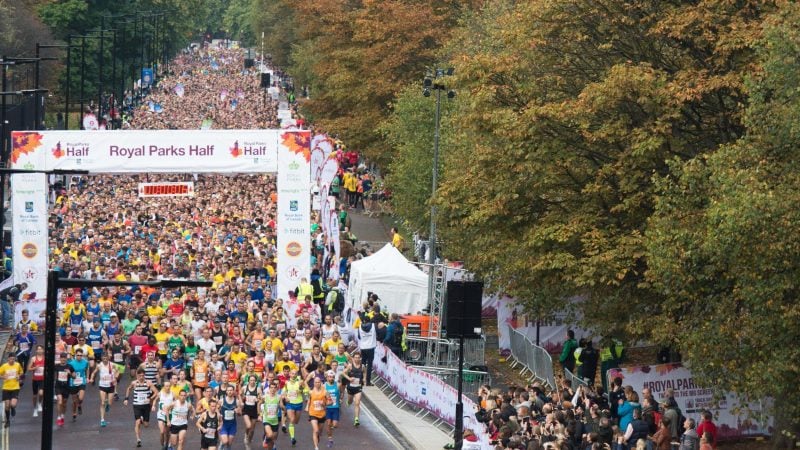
[281,132,311,162]
[52,141,65,159]
[230,140,241,158]
[11,132,44,164]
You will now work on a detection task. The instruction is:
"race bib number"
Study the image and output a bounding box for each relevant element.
[195,372,206,382]
[313,400,323,410]
[99,374,113,387]
[266,404,278,416]
[74,375,84,385]
[57,371,69,382]
[204,429,216,439]
[254,339,262,350]
[4,369,16,380]
[134,392,149,403]
[114,353,124,363]
[134,346,142,355]
[213,336,223,345]
[246,395,257,405]
[224,409,235,421]
[19,343,29,352]
[34,366,44,377]
[287,390,298,400]
[91,340,101,349]
[157,341,166,351]
[350,377,360,387]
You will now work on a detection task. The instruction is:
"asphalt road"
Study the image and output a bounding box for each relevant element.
[3,374,400,450]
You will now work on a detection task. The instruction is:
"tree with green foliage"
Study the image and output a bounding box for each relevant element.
[647,4,800,446]
[435,0,767,332]
[380,83,456,235]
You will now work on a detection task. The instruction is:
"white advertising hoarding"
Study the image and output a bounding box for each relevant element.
[609,363,772,438]
[276,131,311,299]
[10,172,48,327]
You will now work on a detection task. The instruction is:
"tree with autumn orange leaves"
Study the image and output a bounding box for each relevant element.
[263,0,475,166]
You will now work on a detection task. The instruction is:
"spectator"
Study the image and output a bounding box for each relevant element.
[695,411,718,448]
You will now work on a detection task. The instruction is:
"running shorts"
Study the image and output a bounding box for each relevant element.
[326,407,340,421]
[133,405,151,423]
[220,421,237,436]
[285,402,303,412]
[1,389,19,401]
[170,423,188,434]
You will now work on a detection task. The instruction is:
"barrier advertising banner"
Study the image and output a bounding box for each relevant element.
[10,130,278,173]
[10,172,48,327]
[276,131,311,299]
[372,344,492,449]
[608,363,772,438]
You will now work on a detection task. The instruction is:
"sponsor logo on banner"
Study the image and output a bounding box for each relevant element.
[289,200,298,212]
[230,141,241,157]
[52,142,65,159]
[21,243,37,259]
[286,242,302,257]
[24,202,33,213]
[23,268,38,282]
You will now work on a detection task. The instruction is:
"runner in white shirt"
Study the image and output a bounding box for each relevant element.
[89,353,119,427]
[165,389,194,450]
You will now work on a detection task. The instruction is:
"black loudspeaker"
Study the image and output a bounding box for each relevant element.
[444,281,483,338]
[244,58,255,68]
[260,73,271,88]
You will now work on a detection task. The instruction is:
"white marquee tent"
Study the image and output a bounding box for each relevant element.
[346,244,429,315]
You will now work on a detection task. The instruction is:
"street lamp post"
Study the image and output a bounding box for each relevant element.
[423,68,460,447]
[422,67,455,332]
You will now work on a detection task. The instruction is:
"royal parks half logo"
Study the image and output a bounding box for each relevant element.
[25,201,33,213]
[289,200,298,212]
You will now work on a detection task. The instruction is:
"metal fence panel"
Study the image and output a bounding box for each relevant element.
[506,325,556,390]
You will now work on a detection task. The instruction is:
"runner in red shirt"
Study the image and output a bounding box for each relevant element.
[28,346,45,417]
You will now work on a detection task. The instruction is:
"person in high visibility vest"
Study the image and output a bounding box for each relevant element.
[600,336,624,392]
[573,338,586,377]
[294,278,314,301]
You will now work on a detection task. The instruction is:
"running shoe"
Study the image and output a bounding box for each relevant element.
[56,416,64,427]
[72,414,77,422]
[101,420,107,427]
[113,393,119,401]
[33,409,38,417]
[282,425,287,433]
[327,439,333,448]
[291,437,297,446]
[137,440,142,448]
[4,419,9,428]
[37,403,43,412]
[78,405,83,415]
[354,417,360,427]
[10,407,15,417]
[105,402,110,413]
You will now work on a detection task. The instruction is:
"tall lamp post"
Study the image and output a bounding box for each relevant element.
[422,67,454,333]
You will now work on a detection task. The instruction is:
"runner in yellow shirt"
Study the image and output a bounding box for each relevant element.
[0,353,24,426]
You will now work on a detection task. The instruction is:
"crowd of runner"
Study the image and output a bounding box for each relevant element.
[0,44,393,450]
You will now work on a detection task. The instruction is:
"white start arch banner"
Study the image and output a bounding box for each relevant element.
[9,129,310,324]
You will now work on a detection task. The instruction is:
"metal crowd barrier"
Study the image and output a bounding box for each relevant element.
[402,336,486,368]
[415,366,491,403]
[563,367,589,390]
[506,325,556,390]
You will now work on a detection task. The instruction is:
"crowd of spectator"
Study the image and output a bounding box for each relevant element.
[471,376,718,450]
